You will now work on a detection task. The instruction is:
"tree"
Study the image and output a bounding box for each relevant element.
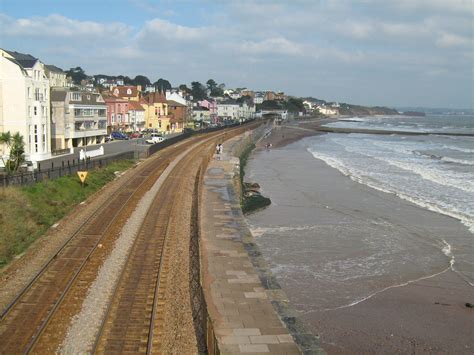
[191,81,207,101]
[207,79,225,97]
[0,132,25,174]
[179,84,190,94]
[132,75,151,87]
[283,98,306,113]
[66,67,87,85]
[154,78,172,92]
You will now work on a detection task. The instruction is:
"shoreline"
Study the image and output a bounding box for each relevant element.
[244,121,474,353]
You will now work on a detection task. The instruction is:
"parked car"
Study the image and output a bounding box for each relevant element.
[146,133,164,144]
[129,132,143,138]
[110,132,129,140]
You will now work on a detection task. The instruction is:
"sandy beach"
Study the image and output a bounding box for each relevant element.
[245,118,474,354]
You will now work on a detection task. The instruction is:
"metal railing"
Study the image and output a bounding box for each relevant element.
[0,152,135,187]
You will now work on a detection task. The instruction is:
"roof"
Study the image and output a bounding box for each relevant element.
[219,99,239,105]
[167,100,186,107]
[45,64,65,73]
[112,86,139,98]
[103,95,128,103]
[142,91,167,105]
[5,50,38,69]
[50,90,67,102]
[128,101,145,111]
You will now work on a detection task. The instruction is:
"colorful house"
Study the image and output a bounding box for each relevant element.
[110,85,141,102]
[141,91,171,133]
[167,100,187,133]
[104,95,130,132]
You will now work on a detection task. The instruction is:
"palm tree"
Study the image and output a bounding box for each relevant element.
[0,131,25,174]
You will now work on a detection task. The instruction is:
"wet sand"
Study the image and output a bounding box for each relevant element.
[245,131,474,354]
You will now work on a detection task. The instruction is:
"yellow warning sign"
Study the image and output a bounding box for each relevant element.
[77,171,88,183]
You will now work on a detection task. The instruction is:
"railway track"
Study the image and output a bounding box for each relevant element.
[0,122,261,353]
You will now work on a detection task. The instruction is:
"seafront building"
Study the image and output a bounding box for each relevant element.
[0,49,52,164]
[104,95,130,132]
[217,99,240,121]
[50,88,108,149]
[167,100,187,132]
[141,91,171,133]
[127,101,146,132]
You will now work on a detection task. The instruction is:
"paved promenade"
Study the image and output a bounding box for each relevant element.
[200,132,324,354]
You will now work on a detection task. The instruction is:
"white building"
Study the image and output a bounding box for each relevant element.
[165,90,187,106]
[0,49,52,163]
[44,65,68,88]
[51,88,108,149]
[254,92,265,104]
[317,105,339,115]
[128,101,146,132]
[238,101,256,120]
[217,99,240,120]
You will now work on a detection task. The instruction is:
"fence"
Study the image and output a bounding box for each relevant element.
[0,118,261,188]
[0,151,135,187]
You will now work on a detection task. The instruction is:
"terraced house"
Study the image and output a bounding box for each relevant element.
[141,91,171,133]
[0,49,51,164]
[51,88,108,149]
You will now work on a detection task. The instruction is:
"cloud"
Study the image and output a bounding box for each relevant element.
[436,32,472,48]
[137,18,211,41]
[0,14,132,39]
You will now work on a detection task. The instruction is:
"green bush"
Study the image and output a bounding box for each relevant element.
[0,160,135,268]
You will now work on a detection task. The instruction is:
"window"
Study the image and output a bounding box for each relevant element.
[71,93,81,101]
[34,106,37,116]
[111,113,115,123]
[158,120,162,128]
[42,124,46,152]
[27,87,31,98]
[34,125,38,152]
[98,109,106,117]
[74,108,81,117]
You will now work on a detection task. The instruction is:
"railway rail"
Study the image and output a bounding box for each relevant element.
[0,122,261,353]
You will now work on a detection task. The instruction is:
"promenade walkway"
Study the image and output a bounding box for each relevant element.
[200,133,323,354]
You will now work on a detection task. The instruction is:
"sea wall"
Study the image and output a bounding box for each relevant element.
[199,128,324,353]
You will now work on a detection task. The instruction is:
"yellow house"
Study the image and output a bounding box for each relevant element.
[140,91,171,133]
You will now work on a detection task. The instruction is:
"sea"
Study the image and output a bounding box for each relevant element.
[317,115,474,234]
[245,114,474,313]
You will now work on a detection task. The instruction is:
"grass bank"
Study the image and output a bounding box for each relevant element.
[0,159,135,268]
[239,144,271,214]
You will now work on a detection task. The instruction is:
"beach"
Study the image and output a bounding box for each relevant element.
[245,119,474,353]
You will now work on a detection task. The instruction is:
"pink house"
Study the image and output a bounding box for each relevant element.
[104,95,130,132]
[198,99,218,122]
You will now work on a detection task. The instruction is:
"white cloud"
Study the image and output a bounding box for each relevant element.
[436,32,472,48]
[0,14,132,39]
[138,18,210,41]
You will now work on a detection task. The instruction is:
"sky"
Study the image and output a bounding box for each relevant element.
[0,0,472,109]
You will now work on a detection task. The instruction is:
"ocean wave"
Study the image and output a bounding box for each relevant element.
[442,145,474,153]
[381,159,474,193]
[248,224,323,238]
[440,156,474,166]
[307,149,474,234]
